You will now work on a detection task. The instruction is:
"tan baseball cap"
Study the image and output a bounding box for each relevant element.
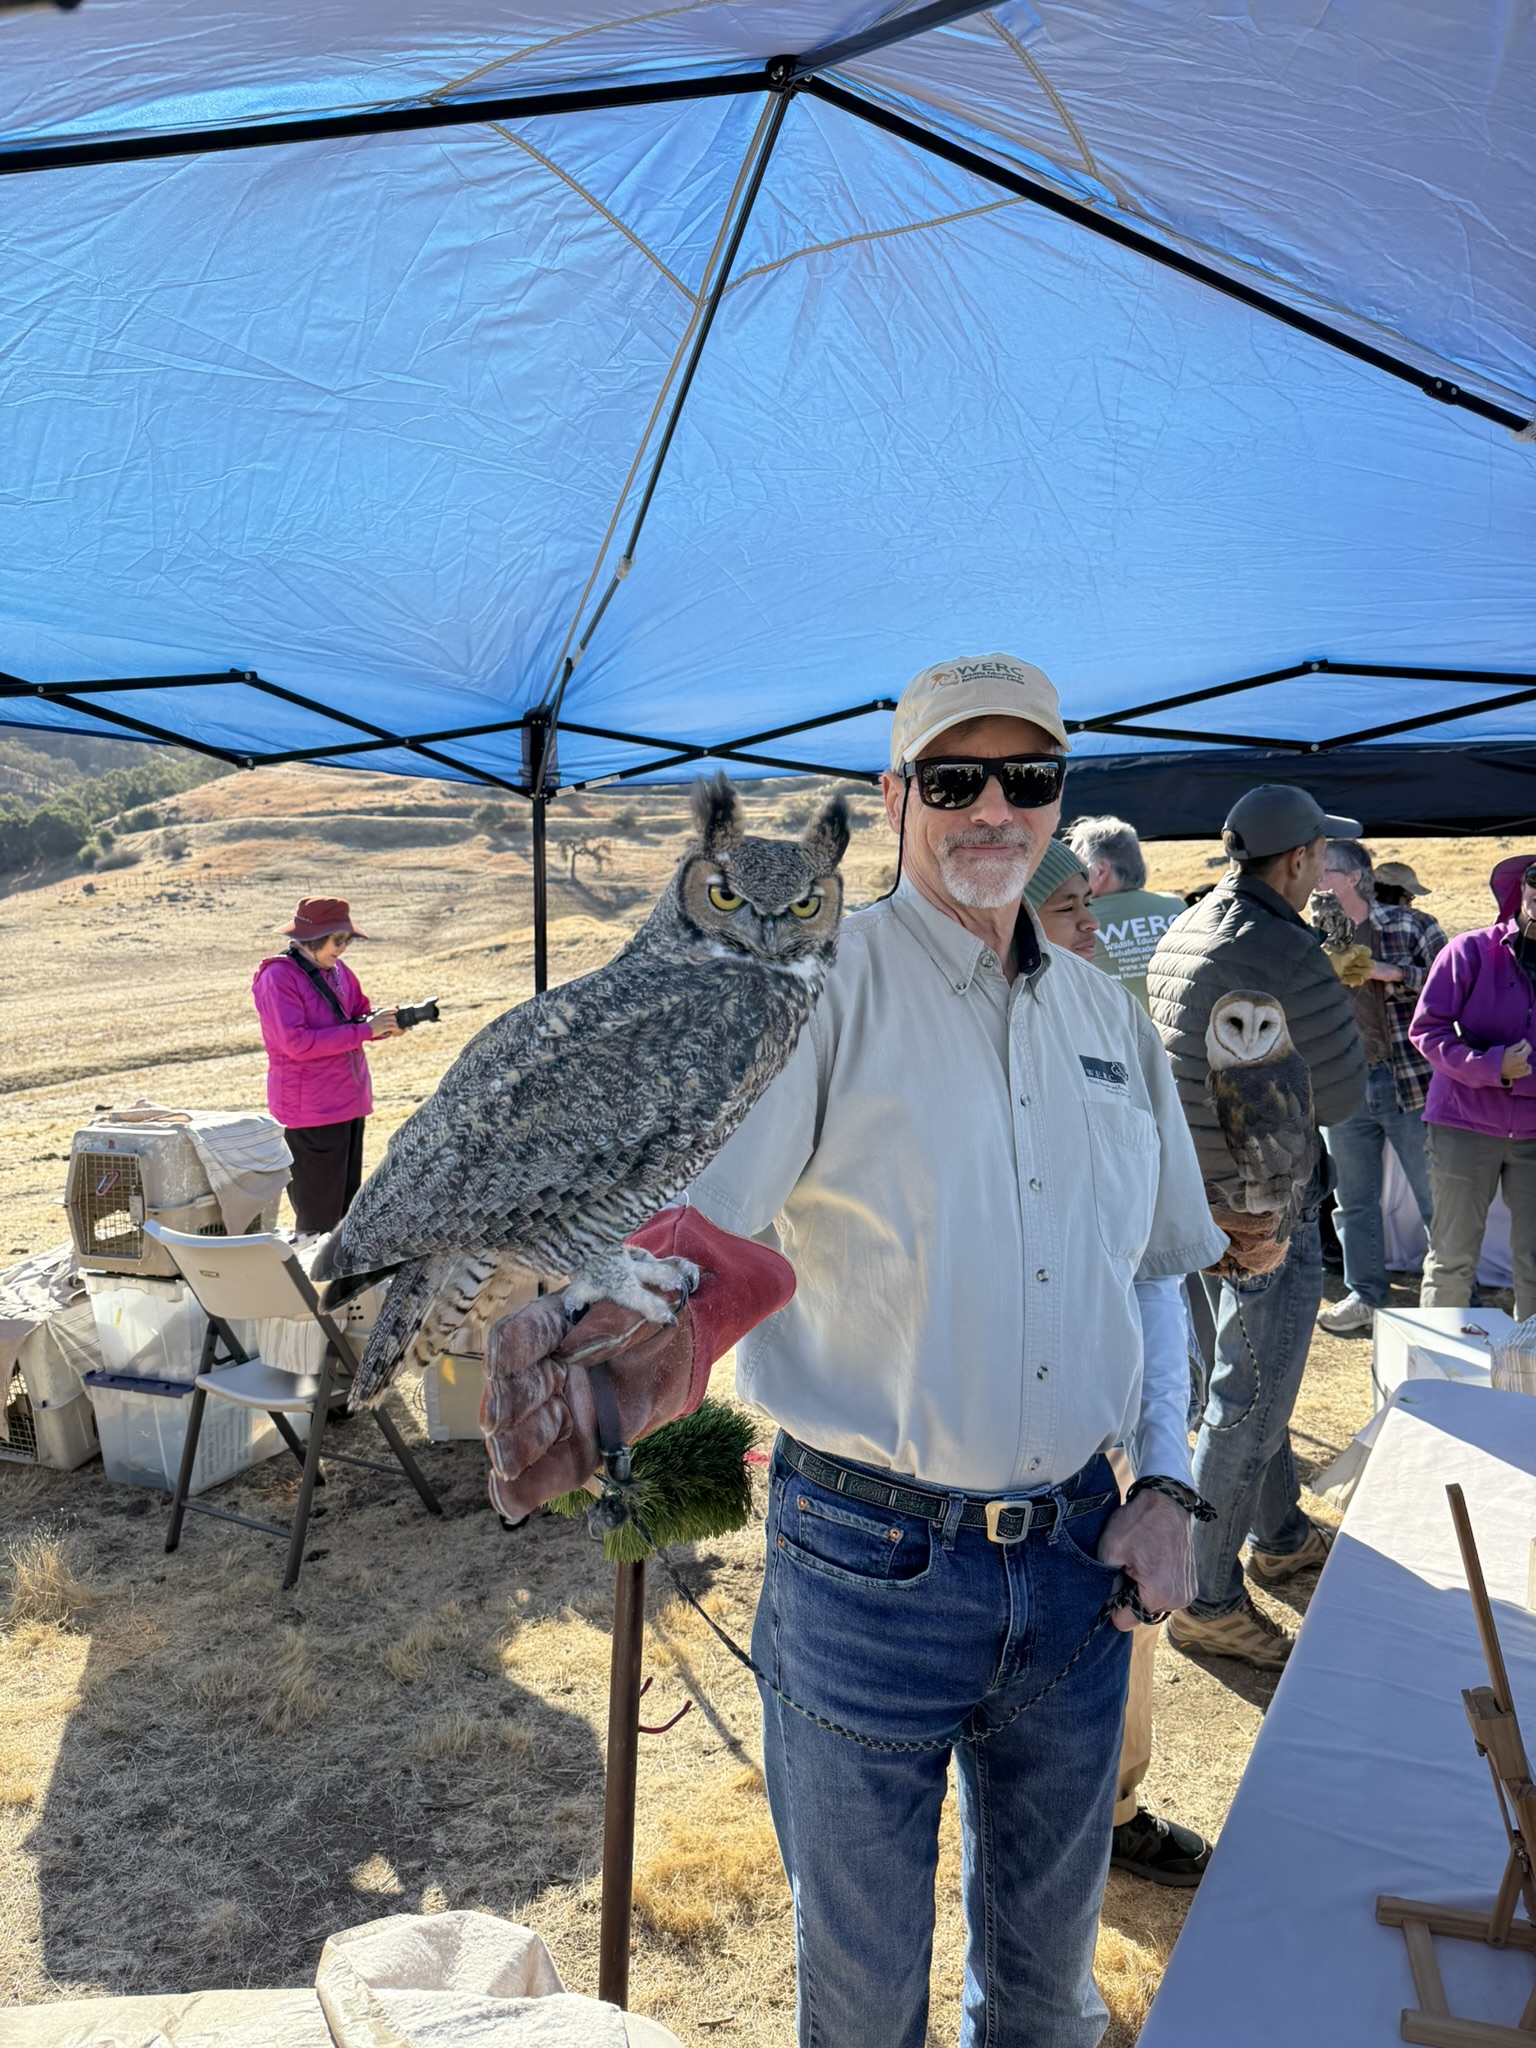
[889,653,1070,771]
[1374,859,1431,897]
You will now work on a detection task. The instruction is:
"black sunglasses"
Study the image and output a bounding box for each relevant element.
[1523,864,1536,887]
[903,754,1066,811]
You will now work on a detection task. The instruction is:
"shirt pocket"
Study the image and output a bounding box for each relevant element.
[1083,1095,1160,1263]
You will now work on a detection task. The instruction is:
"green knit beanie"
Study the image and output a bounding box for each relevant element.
[1025,837,1089,912]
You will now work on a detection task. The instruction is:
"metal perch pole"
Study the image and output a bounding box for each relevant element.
[598,1555,647,2006]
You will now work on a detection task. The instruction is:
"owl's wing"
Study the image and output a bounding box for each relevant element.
[1205,1049,1315,1213]
[316,940,779,1279]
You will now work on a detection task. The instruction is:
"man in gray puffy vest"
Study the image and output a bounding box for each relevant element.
[1147,785,1366,1668]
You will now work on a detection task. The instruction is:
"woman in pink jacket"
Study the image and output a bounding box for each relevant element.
[1410,853,1536,1319]
[253,897,400,1233]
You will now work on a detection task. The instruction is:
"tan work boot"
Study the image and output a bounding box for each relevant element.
[1247,1520,1333,1587]
[1168,1593,1294,1670]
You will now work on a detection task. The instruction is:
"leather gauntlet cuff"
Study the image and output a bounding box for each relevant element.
[625,1207,796,1415]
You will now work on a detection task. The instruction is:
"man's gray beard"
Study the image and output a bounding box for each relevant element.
[938,836,1034,909]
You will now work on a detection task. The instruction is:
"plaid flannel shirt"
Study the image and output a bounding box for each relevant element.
[1373,903,1447,1112]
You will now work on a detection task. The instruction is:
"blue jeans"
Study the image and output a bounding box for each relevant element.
[1321,1061,1433,1307]
[754,1443,1132,2048]
[1191,1209,1323,1615]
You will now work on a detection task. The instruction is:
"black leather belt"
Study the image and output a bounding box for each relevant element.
[779,1434,1115,1545]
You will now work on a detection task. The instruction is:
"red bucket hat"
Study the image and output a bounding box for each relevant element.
[280,897,368,941]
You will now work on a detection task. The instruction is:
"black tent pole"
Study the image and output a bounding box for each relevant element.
[522,716,554,996]
[531,793,549,996]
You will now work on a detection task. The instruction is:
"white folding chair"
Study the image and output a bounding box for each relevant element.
[145,1221,441,1589]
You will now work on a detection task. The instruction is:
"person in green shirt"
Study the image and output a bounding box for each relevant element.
[1067,814,1188,1009]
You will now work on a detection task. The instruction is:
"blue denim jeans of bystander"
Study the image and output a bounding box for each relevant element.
[1321,1060,1433,1309]
[753,1442,1132,2048]
[1190,1209,1324,1616]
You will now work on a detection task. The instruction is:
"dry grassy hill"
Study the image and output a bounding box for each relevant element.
[0,762,1523,2042]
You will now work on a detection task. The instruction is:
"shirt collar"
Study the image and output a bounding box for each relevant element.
[892,877,1047,994]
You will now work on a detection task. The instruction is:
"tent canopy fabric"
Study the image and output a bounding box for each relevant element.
[1,1,1533,831]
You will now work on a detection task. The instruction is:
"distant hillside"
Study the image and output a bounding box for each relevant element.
[0,733,232,874]
[0,729,193,798]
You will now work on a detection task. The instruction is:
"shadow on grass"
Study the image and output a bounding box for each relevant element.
[8,1416,726,2001]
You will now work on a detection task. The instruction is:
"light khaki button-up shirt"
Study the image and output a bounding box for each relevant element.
[691,879,1225,1494]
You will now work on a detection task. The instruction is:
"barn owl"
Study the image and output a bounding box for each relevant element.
[1204,989,1316,1220]
[314,775,850,1406]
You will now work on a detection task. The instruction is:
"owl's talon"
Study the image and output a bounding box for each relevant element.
[564,1247,698,1325]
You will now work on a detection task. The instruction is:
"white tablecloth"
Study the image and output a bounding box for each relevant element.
[1140,1377,1536,2045]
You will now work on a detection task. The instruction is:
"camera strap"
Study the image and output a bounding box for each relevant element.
[285,945,362,1023]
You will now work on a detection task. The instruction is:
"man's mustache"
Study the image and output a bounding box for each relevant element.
[941,826,1034,853]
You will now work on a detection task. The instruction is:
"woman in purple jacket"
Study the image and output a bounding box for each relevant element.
[253,897,400,1234]
[1410,854,1536,1319]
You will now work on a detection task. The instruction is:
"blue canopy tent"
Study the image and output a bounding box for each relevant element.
[2,0,1534,980]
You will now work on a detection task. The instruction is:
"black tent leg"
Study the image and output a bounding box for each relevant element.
[532,791,549,995]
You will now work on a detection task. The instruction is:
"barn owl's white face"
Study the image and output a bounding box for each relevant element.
[1206,993,1291,1067]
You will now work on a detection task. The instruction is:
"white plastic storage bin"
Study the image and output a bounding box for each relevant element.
[82,1371,284,1494]
[83,1273,254,1383]
[422,1353,487,1441]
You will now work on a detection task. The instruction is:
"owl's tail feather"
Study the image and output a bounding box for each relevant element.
[345,1247,510,1410]
[347,1254,448,1410]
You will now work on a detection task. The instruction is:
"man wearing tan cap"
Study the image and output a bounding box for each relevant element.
[690,655,1224,2048]
[1373,859,1432,906]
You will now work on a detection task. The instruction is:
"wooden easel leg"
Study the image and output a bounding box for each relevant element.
[1492,1852,1526,1946]
[1403,1918,1450,2018]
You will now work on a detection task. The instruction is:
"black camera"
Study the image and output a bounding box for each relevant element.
[392,999,441,1031]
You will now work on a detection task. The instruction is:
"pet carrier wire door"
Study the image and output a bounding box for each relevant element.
[65,1118,240,1278]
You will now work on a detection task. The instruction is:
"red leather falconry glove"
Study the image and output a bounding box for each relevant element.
[480,1209,794,1522]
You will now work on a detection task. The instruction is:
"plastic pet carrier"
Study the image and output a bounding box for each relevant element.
[65,1114,274,1276]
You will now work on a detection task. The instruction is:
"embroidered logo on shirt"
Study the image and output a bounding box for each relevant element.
[1079,1055,1129,1091]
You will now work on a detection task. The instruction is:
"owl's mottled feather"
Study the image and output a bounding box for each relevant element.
[1308,890,1353,951]
[314,775,850,1404]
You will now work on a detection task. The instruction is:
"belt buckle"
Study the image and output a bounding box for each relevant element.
[984,1499,1033,1544]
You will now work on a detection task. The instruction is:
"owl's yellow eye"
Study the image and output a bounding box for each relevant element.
[708,884,745,912]
[789,895,821,919]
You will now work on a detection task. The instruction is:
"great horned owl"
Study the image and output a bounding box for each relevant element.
[1308,890,1353,950]
[1204,989,1315,1219]
[1309,890,1375,986]
[314,775,850,1406]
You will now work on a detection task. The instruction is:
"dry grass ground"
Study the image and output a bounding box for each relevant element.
[0,768,1520,2040]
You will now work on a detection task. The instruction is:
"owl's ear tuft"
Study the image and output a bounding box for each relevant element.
[692,772,743,858]
[801,792,851,874]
